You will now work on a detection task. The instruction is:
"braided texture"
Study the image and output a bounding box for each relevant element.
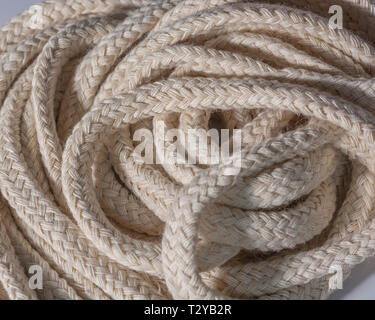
[0,0,375,300]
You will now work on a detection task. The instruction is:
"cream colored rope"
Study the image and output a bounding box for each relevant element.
[0,0,375,300]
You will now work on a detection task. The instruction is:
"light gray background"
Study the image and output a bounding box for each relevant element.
[2,0,375,300]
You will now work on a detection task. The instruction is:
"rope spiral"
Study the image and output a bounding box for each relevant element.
[0,0,375,300]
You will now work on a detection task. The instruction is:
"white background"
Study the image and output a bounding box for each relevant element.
[2,0,375,300]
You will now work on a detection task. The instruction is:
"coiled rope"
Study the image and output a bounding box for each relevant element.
[0,0,375,300]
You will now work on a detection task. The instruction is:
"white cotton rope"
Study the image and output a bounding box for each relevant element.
[0,0,375,300]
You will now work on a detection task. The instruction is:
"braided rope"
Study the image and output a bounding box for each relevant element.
[0,0,375,299]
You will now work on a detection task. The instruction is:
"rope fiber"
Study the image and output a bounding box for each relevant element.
[0,0,375,299]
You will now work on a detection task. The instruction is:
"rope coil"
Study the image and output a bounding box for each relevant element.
[0,0,375,299]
